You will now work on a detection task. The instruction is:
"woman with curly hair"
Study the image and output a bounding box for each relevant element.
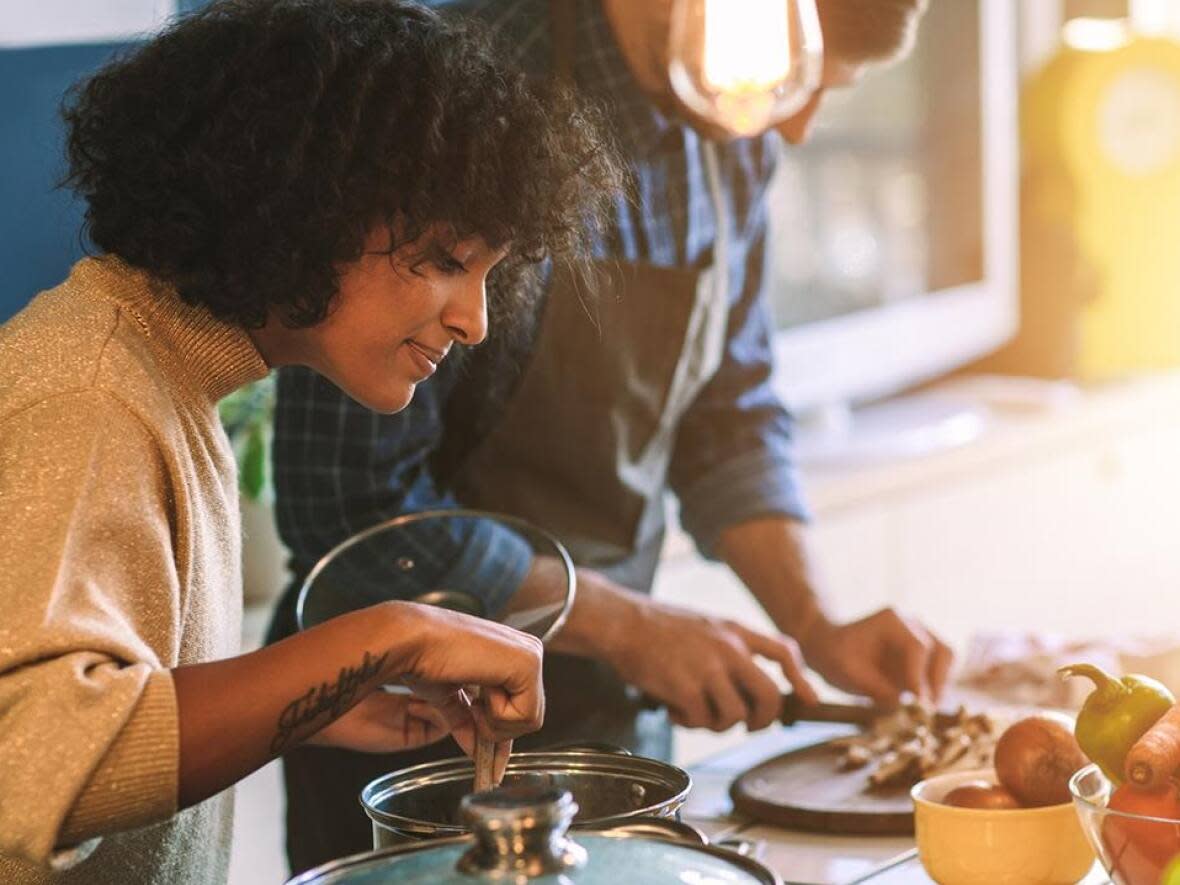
[0,1,618,882]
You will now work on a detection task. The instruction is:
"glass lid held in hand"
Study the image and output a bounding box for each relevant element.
[295,509,575,643]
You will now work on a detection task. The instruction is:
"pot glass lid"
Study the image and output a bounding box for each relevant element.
[288,787,774,885]
[296,509,575,644]
[293,835,770,885]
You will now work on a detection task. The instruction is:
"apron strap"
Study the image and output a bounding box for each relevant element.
[550,0,577,86]
[702,141,732,309]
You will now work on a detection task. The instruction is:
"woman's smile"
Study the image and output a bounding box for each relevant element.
[404,338,447,379]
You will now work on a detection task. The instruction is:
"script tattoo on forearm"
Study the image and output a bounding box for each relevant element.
[270,649,389,753]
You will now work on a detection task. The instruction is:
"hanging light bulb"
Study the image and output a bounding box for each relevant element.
[669,0,824,137]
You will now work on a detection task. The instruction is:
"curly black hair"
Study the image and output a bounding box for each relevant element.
[61,0,621,330]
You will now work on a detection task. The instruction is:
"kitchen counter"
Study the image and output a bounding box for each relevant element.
[682,723,1110,885]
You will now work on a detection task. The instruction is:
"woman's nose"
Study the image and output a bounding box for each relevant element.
[443,278,489,346]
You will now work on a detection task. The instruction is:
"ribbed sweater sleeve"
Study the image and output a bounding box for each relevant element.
[0,390,181,869]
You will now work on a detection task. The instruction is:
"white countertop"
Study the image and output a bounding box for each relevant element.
[682,723,1110,885]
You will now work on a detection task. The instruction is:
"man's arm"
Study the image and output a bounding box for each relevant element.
[666,166,809,557]
[716,516,954,706]
[666,164,953,707]
[547,564,818,730]
[270,340,816,734]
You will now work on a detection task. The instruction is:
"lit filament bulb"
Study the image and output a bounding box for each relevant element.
[703,0,791,91]
[670,0,824,136]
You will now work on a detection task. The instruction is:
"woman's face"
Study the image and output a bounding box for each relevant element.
[281,227,506,414]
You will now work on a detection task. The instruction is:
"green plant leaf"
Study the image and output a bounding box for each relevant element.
[219,375,276,500]
[241,423,268,501]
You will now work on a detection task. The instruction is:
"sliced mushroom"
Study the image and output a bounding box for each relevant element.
[840,743,872,770]
[833,703,999,791]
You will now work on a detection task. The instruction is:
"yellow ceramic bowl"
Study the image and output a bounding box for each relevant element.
[912,768,1096,885]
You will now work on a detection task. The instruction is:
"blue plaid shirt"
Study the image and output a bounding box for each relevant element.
[273,0,808,597]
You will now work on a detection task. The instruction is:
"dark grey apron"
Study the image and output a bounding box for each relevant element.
[453,257,727,592]
[449,0,734,757]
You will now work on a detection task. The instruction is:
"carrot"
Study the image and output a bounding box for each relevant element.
[1126,702,1180,789]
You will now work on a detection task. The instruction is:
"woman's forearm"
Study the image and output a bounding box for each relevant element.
[171,602,418,808]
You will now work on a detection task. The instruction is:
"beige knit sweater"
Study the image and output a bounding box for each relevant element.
[0,257,269,883]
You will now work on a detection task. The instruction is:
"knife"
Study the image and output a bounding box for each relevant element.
[640,691,953,729]
[777,692,880,727]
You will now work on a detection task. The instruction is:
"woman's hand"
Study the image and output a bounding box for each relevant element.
[306,691,454,753]
[399,679,518,782]
[381,602,546,744]
[172,600,543,809]
[378,605,546,784]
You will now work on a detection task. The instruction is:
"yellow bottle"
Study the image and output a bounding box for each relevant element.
[1022,29,1180,378]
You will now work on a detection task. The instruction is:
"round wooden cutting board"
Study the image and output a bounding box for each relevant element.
[729,740,915,835]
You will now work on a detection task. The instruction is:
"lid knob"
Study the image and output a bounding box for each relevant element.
[457,786,588,877]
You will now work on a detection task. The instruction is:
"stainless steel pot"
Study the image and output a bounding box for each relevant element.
[292,786,780,885]
[360,749,691,847]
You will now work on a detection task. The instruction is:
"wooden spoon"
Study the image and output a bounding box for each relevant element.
[466,685,500,793]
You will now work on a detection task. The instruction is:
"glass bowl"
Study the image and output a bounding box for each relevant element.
[1070,763,1180,885]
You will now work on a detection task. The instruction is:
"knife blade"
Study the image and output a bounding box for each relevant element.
[779,693,968,728]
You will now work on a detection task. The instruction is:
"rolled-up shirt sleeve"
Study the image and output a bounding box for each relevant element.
[0,392,180,870]
[668,209,810,559]
[436,516,534,616]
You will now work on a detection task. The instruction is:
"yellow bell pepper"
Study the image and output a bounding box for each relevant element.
[1059,663,1175,785]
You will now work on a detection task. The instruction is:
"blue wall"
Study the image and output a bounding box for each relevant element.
[0,42,135,322]
[0,2,207,322]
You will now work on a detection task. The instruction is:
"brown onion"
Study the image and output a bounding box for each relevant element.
[943,783,1023,809]
[994,714,1087,807]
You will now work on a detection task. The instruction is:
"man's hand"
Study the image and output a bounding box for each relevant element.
[716,517,955,709]
[798,608,954,707]
[549,566,818,731]
[613,598,818,730]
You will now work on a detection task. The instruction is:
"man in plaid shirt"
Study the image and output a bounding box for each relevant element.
[269,0,949,873]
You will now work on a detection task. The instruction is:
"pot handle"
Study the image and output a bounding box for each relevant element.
[597,817,707,845]
[715,837,765,860]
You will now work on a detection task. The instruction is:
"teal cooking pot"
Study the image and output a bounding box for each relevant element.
[288,786,780,885]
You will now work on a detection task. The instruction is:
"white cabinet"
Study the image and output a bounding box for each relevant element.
[657,373,1180,655]
[889,425,1180,645]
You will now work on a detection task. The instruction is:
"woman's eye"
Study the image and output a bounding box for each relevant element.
[434,254,467,275]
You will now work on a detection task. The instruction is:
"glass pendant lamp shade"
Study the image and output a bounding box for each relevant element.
[669,0,824,136]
